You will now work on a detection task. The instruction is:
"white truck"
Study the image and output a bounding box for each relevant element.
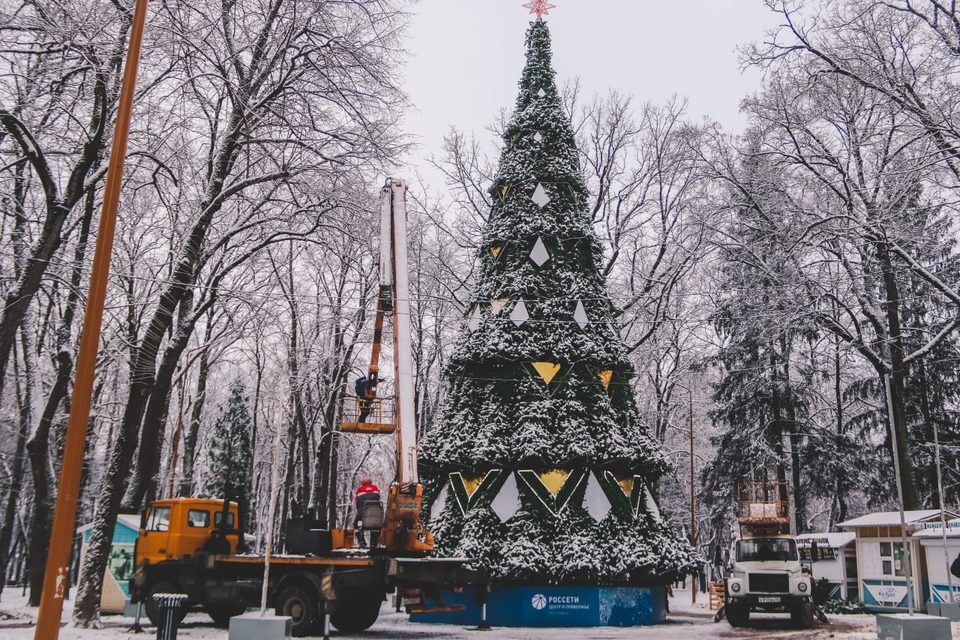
[724,534,814,628]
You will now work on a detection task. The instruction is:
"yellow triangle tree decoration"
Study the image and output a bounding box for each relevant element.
[538,469,570,497]
[598,369,614,389]
[500,185,511,199]
[490,244,503,258]
[532,361,561,385]
[616,475,634,499]
[516,469,588,517]
[490,298,509,315]
[461,473,486,498]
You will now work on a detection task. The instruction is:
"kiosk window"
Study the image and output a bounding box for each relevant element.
[880,542,906,577]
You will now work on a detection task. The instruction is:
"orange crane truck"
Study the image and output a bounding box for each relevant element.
[129,497,480,636]
[129,180,485,636]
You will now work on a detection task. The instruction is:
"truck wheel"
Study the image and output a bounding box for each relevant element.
[330,593,382,634]
[726,603,749,627]
[791,601,815,628]
[144,581,188,627]
[207,604,245,628]
[276,586,319,637]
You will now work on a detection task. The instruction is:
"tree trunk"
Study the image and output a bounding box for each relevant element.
[281,245,312,513]
[0,346,30,601]
[781,343,805,533]
[25,350,72,605]
[247,339,261,532]
[22,179,96,603]
[915,358,939,507]
[785,403,805,533]
[180,315,215,497]
[124,322,195,509]
[877,240,920,510]
[279,432,297,550]
[768,351,791,530]
[831,332,848,529]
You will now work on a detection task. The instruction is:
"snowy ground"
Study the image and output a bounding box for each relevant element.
[0,588,929,639]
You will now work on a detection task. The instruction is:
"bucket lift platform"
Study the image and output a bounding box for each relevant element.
[339,397,396,434]
[737,480,790,536]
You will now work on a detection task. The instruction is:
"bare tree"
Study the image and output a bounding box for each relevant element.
[73,0,407,624]
[0,0,133,401]
[706,62,960,509]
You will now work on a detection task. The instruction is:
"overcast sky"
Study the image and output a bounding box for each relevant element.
[400,0,781,183]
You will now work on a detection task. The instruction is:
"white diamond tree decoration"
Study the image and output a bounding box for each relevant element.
[531,183,550,208]
[529,237,550,267]
[534,131,544,143]
[510,299,530,327]
[467,306,483,332]
[583,472,611,522]
[537,88,547,98]
[573,300,590,330]
[430,484,449,522]
[491,473,520,522]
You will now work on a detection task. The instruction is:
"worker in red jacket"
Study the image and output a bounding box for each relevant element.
[355,475,380,548]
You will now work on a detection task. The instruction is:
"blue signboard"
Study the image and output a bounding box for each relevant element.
[411,585,667,627]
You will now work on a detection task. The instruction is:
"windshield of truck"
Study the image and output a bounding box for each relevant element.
[146,506,170,532]
[736,538,797,562]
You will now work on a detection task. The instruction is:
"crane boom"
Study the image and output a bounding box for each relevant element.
[384,179,418,484]
[343,179,433,554]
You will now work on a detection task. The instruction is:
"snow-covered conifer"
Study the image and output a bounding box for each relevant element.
[202,379,254,529]
[420,19,697,585]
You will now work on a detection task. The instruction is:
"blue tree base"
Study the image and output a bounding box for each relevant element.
[411,585,667,627]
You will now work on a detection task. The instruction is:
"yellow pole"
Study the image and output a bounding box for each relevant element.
[34,0,150,636]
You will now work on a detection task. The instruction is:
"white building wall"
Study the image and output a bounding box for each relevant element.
[810,556,844,584]
[921,538,960,599]
[860,542,884,581]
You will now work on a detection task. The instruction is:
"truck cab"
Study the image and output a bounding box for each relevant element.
[136,498,239,566]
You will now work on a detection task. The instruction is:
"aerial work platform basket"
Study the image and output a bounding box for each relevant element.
[737,480,790,535]
[338,396,396,434]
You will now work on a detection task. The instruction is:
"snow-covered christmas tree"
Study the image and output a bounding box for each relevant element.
[420,16,697,585]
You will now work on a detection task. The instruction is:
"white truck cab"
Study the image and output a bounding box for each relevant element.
[725,535,814,628]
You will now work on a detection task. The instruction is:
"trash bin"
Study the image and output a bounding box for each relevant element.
[153,593,188,640]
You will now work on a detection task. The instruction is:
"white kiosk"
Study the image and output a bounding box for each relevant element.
[797,532,857,600]
[915,519,960,615]
[839,510,952,610]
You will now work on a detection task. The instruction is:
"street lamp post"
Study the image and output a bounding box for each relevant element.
[688,387,696,605]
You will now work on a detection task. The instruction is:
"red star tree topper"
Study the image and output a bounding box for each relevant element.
[523,0,556,20]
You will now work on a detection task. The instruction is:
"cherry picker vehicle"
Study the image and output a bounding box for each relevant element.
[719,480,819,629]
[129,180,483,636]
